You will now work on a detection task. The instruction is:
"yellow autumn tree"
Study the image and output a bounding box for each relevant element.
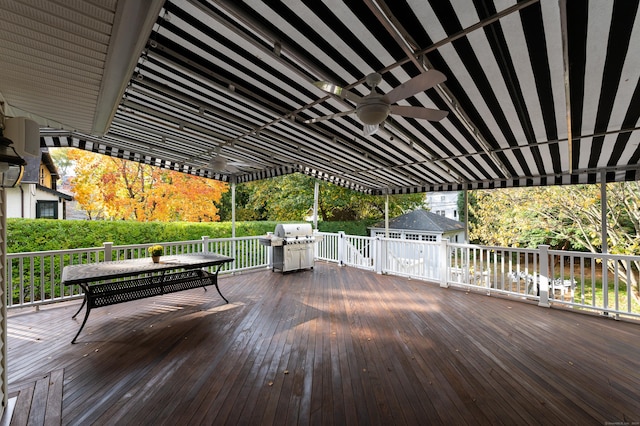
[67,149,227,222]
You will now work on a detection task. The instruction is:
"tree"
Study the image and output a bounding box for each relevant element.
[216,183,257,221]
[67,149,110,220]
[66,149,227,222]
[469,184,640,303]
[457,190,478,225]
[48,147,73,179]
[216,173,426,222]
[468,187,567,248]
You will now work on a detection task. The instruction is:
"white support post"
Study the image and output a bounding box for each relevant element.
[538,245,550,307]
[440,239,450,288]
[231,179,236,271]
[1,188,8,414]
[313,180,319,230]
[601,172,608,254]
[385,193,389,238]
[103,242,113,261]
[373,237,382,274]
[464,189,469,243]
[600,173,610,316]
[338,231,346,266]
[201,236,210,252]
[231,179,236,240]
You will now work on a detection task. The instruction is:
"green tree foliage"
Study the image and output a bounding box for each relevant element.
[457,190,477,224]
[215,173,425,222]
[469,183,640,302]
[48,147,73,178]
[469,187,567,248]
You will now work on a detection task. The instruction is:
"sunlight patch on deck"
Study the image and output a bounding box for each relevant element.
[205,302,245,313]
[7,323,50,342]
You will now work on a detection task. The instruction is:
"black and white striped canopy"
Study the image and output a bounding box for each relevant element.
[3,1,640,194]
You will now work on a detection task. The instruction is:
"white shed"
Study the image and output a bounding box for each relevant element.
[369,209,465,243]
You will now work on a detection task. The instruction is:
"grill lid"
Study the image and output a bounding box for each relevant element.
[274,223,313,238]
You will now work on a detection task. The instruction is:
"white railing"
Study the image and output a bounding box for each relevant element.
[380,239,442,280]
[446,243,640,320]
[6,236,269,309]
[315,232,374,269]
[315,232,339,262]
[314,235,640,321]
[342,234,374,270]
[6,233,640,321]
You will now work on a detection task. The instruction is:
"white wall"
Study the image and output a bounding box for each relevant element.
[5,186,29,218]
[444,230,466,243]
[5,184,65,219]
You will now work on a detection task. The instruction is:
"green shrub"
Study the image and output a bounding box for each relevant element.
[7,219,369,253]
[317,220,377,236]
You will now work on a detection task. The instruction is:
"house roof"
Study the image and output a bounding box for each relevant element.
[1,1,640,194]
[21,150,58,184]
[371,209,464,233]
[35,184,73,201]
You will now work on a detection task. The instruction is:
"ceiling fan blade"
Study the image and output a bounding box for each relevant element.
[389,105,449,122]
[385,69,447,104]
[303,109,354,124]
[363,123,379,136]
[313,81,363,103]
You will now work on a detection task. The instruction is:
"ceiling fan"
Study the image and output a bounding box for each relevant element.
[209,146,239,173]
[209,146,265,174]
[305,69,448,135]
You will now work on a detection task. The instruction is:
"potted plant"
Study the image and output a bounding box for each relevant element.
[148,245,164,263]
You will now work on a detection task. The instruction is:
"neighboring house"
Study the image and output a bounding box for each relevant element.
[6,149,73,219]
[369,208,466,243]
[425,191,459,220]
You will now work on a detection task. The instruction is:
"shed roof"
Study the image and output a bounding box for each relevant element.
[371,209,464,233]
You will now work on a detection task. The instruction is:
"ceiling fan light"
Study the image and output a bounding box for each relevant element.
[210,156,227,171]
[356,103,389,125]
[363,124,379,136]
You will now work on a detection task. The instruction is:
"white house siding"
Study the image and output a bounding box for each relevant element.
[6,184,68,219]
[0,189,7,413]
[5,187,28,218]
[425,191,459,220]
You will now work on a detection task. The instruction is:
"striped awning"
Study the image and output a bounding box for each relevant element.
[2,1,640,194]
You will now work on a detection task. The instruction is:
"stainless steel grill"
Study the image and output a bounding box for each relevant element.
[259,223,315,273]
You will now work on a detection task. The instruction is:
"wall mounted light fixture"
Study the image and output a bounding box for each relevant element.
[0,135,26,188]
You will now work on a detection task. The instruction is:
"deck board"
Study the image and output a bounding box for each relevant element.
[6,262,640,425]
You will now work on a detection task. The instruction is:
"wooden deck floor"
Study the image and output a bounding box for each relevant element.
[6,262,640,425]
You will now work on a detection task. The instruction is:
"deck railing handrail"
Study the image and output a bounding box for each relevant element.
[5,236,269,309]
[6,233,640,322]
